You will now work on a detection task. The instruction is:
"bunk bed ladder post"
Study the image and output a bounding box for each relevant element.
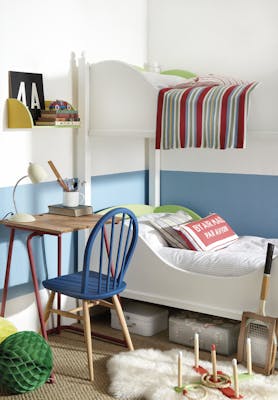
[147,138,160,207]
[75,52,92,268]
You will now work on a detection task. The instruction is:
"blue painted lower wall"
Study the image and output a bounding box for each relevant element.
[161,170,278,237]
[92,170,149,211]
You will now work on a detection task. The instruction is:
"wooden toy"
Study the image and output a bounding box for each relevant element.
[194,333,199,369]
[174,339,257,399]
[178,351,183,388]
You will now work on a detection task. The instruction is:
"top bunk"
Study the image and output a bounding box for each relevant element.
[77,55,258,149]
[88,60,190,138]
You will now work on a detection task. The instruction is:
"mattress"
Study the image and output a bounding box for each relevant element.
[138,214,278,278]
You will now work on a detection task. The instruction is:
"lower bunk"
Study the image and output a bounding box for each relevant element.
[116,204,278,321]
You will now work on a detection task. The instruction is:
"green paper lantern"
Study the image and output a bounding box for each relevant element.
[0,331,53,394]
[0,317,17,344]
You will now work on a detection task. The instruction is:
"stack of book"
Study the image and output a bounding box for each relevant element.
[35,109,80,126]
[48,204,93,217]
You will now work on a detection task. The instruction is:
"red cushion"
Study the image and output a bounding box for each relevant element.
[174,213,238,251]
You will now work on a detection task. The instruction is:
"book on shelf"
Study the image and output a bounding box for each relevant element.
[55,116,79,121]
[41,111,79,118]
[36,108,80,126]
[35,118,80,126]
[56,109,79,114]
[55,120,80,126]
[39,113,57,119]
[35,120,56,126]
[37,117,56,122]
[48,204,93,217]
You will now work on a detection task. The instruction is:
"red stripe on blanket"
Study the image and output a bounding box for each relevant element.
[179,88,193,148]
[220,86,237,149]
[196,86,215,147]
[236,83,254,148]
[155,88,171,149]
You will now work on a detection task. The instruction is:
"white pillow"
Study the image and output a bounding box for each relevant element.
[141,71,193,89]
[138,215,168,250]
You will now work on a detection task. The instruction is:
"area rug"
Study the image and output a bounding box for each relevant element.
[107,348,278,400]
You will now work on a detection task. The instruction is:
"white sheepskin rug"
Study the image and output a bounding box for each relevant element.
[107,348,278,400]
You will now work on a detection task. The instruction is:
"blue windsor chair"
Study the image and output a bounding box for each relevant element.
[42,207,139,381]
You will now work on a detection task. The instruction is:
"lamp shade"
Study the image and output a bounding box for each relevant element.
[8,162,48,223]
[27,162,48,184]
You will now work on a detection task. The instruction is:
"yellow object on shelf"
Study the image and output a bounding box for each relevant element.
[7,98,33,128]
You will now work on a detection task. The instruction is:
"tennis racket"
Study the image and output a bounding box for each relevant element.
[237,242,277,375]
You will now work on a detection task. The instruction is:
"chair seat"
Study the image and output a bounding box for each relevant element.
[42,271,126,300]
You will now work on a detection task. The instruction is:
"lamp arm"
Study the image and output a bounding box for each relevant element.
[12,175,28,214]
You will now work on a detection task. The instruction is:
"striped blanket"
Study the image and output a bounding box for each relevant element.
[155,82,258,150]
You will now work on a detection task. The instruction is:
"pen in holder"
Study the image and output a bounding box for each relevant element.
[64,178,80,192]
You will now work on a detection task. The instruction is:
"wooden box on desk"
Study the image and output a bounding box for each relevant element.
[48,204,93,217]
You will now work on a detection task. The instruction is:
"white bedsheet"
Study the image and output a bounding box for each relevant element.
[138,216,278,277]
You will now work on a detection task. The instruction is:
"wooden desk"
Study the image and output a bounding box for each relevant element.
[1,213,104,235]
[0,213,104,340]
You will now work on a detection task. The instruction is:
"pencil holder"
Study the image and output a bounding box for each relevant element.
[63,190,85,207]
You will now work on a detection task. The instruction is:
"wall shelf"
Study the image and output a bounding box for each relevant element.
[7,99,79,129]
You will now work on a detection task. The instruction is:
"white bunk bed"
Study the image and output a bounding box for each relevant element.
[76,55,277,321]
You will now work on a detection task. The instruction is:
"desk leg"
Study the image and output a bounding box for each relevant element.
[1,229,15,317]
[57,234,62,332]
[26,232,48,341]
[27,232,55,383]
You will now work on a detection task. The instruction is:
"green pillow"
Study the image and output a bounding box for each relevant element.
[97,204,155,217]
[154,204,201,220]
[161,69,197,79]
[131,65,144,71]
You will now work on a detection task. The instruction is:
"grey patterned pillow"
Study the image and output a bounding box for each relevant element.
[148,211,193,248]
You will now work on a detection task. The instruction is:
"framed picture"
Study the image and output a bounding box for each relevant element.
[9,71,45,123]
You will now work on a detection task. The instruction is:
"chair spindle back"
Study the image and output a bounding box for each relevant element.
[81,208,138,296]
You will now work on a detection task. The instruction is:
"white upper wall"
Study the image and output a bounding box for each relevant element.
[2,0,277,184]
[0,0,147,186]
[148,0,278,174]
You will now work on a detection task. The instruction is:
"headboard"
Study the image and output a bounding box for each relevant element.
[89,60,159,137]
[76,54,162,207]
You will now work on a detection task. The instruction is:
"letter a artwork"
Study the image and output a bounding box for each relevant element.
[9,71,45,123]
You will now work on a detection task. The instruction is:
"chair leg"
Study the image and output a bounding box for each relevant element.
[44,291,55,325]
[112,295,134,351]
[83,300,94,381]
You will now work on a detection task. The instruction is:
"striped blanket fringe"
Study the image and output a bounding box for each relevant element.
[155,82,258,150]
